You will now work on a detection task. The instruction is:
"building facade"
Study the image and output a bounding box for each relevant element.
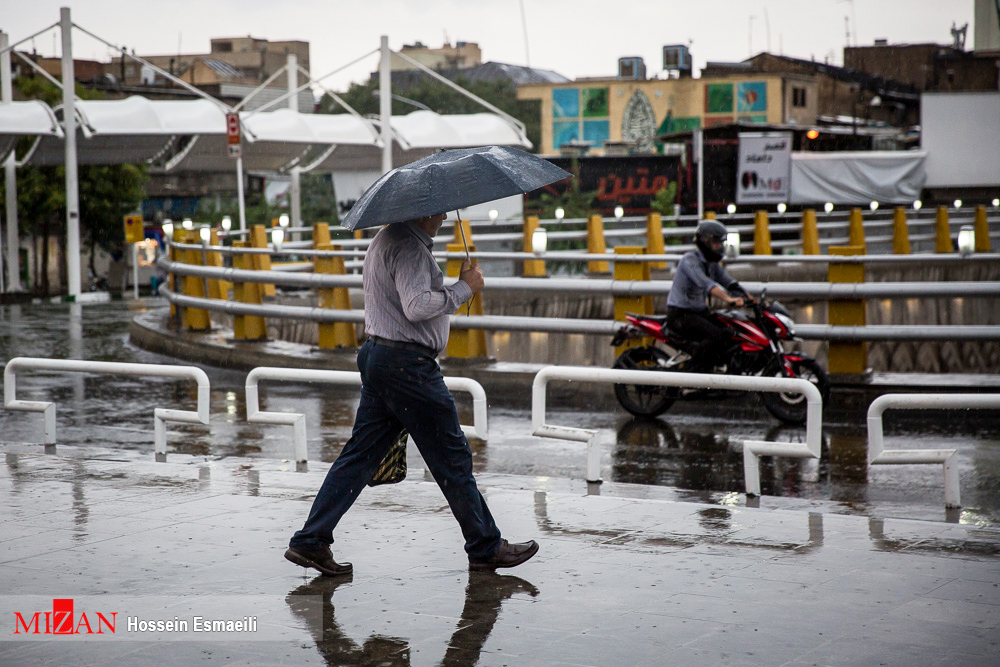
[517,73,817,155]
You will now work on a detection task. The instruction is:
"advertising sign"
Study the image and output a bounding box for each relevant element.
[736,132,791,204]
[226,112,242,159]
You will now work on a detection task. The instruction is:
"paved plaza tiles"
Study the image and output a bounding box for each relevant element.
[0,444,997,666]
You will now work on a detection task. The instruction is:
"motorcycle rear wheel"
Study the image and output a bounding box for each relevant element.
[612,346,677,418]
[760,357,830,425]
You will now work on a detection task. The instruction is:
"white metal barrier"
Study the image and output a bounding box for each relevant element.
[245,367,489,463]
[867,393,1000,508]
[3,357,210,457]
[531,365,822,494]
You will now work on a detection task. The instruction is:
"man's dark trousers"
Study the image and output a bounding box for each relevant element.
[289,339,502,562]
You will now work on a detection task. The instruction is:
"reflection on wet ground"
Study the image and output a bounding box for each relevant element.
[2,301,1000,526]
[1,450,997,665]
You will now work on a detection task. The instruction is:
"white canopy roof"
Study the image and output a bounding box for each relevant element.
[3,96,531,173]
[0,100,64,164]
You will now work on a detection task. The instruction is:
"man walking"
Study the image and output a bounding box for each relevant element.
[285,212,538,575]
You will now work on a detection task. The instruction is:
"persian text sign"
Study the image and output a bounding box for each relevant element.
[736,132,791,204]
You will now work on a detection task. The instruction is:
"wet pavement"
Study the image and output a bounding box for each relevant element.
[1,445,998,665]
[2,300,1000,664]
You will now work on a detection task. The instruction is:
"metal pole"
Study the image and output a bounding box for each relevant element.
[132,243,139,299]
[61,7,81,298]
[287,53,302,229]
[236,156,246,230]
[379,35,392,175]
[0,31,16,293]
[695,128,704,219]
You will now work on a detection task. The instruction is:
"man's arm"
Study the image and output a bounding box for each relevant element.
[394,250,475,322]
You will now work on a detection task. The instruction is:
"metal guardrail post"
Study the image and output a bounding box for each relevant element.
[181,231,210,331]
[231,240,268,341]
[168,228,181,323]
[522,215,546,277]
[3,357,210,459]
[586,214,610,274]
[935,206,952,253]
[974,205,992,252]
[445,242,487,359]
[645,213,667,269]
[848,208,867,252]
[892,207,911,254]
[802,209,820,254]
[245,367,488,464]
[867,393,1000,508]
[753,210,772,255]
[250,224,276,296]
[827,245,867,375]
[613,246,652,356]
[316,242,357,349]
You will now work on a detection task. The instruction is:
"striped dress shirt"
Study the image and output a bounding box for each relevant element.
[362,222,473,355]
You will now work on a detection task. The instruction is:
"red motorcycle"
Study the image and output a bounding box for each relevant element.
[610,292,830,424]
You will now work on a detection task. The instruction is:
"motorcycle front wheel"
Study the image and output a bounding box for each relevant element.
[612,346,677,418]
[760,357,830,425]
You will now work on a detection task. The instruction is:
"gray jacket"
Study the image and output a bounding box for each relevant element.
[666,248,740,312]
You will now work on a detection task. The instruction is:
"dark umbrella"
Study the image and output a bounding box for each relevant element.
[340,145,571,231]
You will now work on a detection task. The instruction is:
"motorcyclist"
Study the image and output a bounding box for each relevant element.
[666,219,751,370]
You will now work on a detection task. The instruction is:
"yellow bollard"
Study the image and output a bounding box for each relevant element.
[444,242,487,359]
[753,210,772,255]
[892,207,911,254]
[522,215,547,277]
[453,218,473,248]
[586,214,610,273]
[848,208,866,252]
[613,246,652,356]
[934,206,952,253]
[316,242,358,349]
[974,205,992,252]
[205,229,230,299]
[231,241,267,341]
[704,211,717,220]
[645,213,667,269]
[181,231,210,331]
[353,229,364,241]
[313,222,331,249]
[801,209,820,255]
[249,224,276,296]
[827,245,867,376]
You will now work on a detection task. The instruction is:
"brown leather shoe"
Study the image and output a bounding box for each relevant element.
[285,545,353,577]
[469,539,539,571]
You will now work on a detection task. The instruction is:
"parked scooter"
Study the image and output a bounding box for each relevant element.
[610,291,830,424]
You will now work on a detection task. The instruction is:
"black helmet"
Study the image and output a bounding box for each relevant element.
[695,219,728,261]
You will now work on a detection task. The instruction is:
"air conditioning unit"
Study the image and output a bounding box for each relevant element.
[618,57,646,81]
[662,45,692,72]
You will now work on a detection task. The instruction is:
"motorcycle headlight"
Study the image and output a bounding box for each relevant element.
[775,313,796,337]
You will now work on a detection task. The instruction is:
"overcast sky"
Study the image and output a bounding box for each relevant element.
[4,1,978,93]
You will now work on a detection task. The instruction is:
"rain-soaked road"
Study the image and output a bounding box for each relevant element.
[2,299,999,527]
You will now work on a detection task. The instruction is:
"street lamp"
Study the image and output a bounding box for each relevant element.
[724,232,741,258]
[488,209,499,223]
[614,205,624,220]
[554,207,565,222]
[162,221,174,239]
[278,214,290,228]
[953,199,963,209]
[777,203,787,215]
[220,216,232,232]
[913,200,923,211]
[869,201,879,212]
[198,226,211,245]
[993,198,1000,208]
[272,227,285,251]
[726,203,736,215]
[531,226,548,254]
[824,202,834,213]
[957,226,975,256]
[182,218,194,230]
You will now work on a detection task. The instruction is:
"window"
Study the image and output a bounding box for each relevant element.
[792,87,807,108]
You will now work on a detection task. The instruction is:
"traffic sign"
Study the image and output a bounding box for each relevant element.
[124,214,144,244]
[226,112,242,159]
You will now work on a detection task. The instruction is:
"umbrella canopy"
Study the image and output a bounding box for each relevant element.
[341,145,571,230]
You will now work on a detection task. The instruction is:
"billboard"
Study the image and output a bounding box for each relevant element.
[735,132,791,204]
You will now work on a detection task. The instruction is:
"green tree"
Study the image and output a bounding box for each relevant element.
[649,184,681,245]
